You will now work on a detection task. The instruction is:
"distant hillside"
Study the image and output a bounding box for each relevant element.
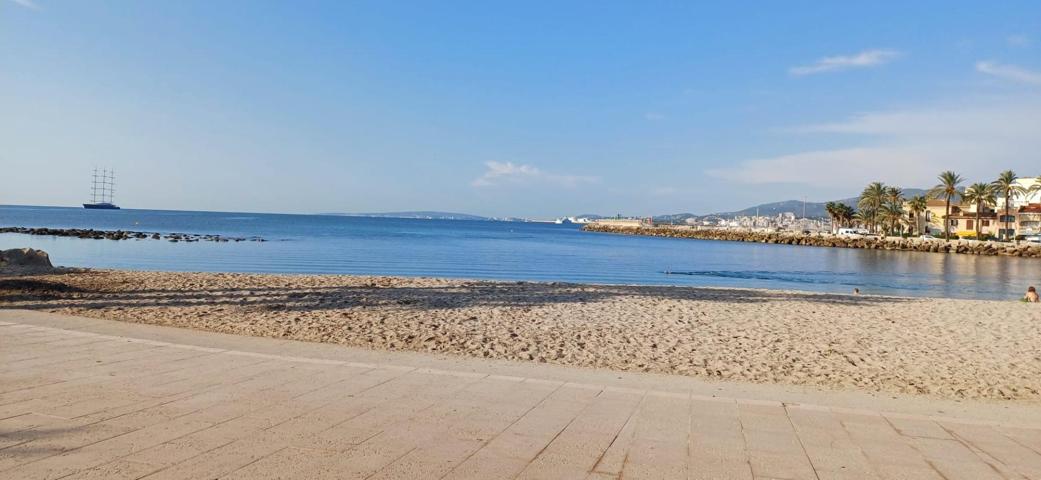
[327,211,490,221]
[651,188,929,222]
[652,213,699,222]
[711,188,928,219]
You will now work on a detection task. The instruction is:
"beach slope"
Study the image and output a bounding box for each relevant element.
[3,270,1039,401]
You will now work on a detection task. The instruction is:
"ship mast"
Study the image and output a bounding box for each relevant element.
[91,168,100,204]
[90,168,116,204]
[105,169,115,204]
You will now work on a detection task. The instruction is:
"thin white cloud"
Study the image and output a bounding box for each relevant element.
[789,49,901,76]
[8,0,39,9]
[792,105,1041,137]
[1007,34,1030,47]
[976,61,1041,85]
[471,161,598,188]
[709,99,1041,190]
[649,186,681,196]
[707,147,938,188]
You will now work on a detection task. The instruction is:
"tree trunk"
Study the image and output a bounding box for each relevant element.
[944,198,951,241]
[1005,194,1011,241]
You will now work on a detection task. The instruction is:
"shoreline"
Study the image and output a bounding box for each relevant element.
[583,223,1041,258]
[3,268,1040,403]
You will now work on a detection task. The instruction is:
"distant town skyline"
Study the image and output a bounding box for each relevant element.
[2,1,1039,218]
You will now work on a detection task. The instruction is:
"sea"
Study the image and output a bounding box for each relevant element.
[1,205,1038,300]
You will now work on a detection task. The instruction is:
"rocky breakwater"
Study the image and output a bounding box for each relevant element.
[0,227,265,243]
[582,224,1041,258]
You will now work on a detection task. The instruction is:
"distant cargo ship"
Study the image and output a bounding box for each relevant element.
[83,168,120,210]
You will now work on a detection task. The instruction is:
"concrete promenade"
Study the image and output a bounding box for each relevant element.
[2,310,1041,479]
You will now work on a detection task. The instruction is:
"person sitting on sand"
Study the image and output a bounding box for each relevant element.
[1026,286,1039,303]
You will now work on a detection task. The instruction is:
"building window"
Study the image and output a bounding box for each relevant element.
[950,219,958,227]
[982,220,990,227]
[966,219,974,230]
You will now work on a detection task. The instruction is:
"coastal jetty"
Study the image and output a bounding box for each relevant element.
[582,224,1041,258]
[0,227,265,243]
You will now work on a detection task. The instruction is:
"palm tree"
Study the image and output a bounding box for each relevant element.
[852,210,869,229]
[836,203,855,229]
[825,202,855,231]
[928,171,964,241]
[1031,175,1041,199]
[907,195,928,236]
[879,202,906,237]
[858,182,887,233]
[961,182,997,240]
[824,202,840,233]
[884,186,904,235]
[992,170,1029,241]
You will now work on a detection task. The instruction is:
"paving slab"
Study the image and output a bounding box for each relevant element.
[1,310,1040,479]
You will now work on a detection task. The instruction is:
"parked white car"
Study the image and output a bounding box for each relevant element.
[919,234,937,240]
[837,228,870,237]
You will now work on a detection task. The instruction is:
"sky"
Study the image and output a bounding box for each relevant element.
[2,1,1039,218]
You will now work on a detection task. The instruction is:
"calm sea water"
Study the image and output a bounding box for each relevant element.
[1,205,1038,300]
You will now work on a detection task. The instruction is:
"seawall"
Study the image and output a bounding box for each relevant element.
[581,224,1041,258]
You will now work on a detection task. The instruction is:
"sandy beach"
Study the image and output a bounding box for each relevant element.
[3,269,1040,402]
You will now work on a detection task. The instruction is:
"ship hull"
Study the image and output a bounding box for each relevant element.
[83,203,120,210]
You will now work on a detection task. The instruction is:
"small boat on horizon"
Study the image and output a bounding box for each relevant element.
[83,168,121,210]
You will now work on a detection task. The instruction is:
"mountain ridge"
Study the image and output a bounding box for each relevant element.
[650,188,929,222]
[324,189,933,223]
[323,211,492,221]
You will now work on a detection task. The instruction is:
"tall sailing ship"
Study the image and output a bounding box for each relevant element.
[83,168,120,210]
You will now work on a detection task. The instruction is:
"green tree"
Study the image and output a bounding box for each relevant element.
[992,170,1029,241]
[836,203,855,229]
[824,202,839,233]
[879,202,906,237]
[858,182,887,233]
[826,202,855,231]
[961,182,997,240]
[928,171,964,241]
[884,186,904,235]
[907,195,928,236]
[852,210,868,229]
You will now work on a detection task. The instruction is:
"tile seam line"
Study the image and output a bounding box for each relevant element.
[5,319,1038,431]
[435,378,569,480]
[935,421,1027,480]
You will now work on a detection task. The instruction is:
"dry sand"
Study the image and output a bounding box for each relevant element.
[3,269,1040,402]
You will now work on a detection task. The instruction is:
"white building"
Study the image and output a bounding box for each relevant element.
[996,177,1041,208]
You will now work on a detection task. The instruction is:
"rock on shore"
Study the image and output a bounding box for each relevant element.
[0,248,53,272]
[583,224,1041,258]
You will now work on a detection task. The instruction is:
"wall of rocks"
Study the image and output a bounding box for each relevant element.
[582,224,1041,258]
[0,227,265,243]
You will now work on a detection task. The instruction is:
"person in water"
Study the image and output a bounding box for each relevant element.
[1026,286,1039,303]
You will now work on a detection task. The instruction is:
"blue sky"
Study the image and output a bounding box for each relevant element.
[2,1,1039,218]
